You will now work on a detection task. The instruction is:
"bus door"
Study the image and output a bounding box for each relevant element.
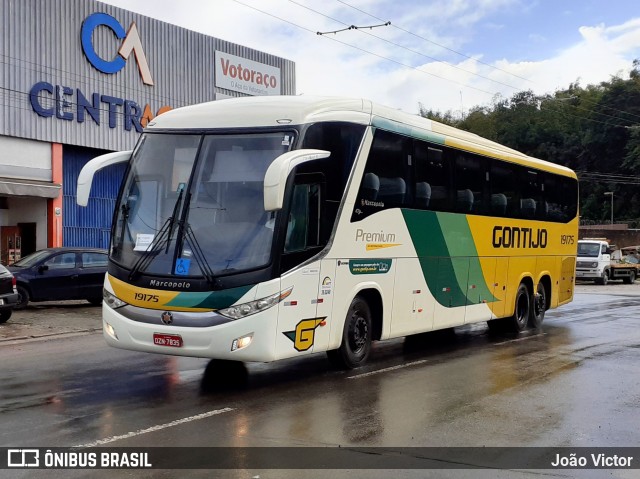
[275,178,324,358]
[465,256,497,324]
[276,265,320,358]
[390,258,433,336]
[430,256,467,329]
[312,259,337,351]
[558,256,575,304]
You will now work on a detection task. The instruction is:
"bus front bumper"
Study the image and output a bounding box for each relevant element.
[101,303,278,362]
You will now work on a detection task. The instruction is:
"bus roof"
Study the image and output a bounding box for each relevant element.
[147,95,576,178]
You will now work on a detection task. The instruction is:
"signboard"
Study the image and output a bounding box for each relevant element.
[215,51,281,96]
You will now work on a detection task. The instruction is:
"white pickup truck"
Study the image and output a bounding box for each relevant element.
[576,239,639,285]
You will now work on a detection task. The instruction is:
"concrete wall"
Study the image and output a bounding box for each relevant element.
[579,225,640,248]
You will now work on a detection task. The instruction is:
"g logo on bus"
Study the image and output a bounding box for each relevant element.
[161,311,173,325]
[283,318,325,352]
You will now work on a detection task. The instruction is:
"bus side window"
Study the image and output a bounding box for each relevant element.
[519,170,541,219]
[413,140,451,212]
[543,174,578,223]
[489,163,517,218]
[453,152,485,214]
[352,130,411,221]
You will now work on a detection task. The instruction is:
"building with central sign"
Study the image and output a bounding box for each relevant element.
[0,0,296,262]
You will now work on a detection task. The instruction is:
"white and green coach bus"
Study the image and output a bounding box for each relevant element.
[78,96,578,369]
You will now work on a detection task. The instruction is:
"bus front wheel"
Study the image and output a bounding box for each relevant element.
[508,283,530,333]
[327,296,372,369]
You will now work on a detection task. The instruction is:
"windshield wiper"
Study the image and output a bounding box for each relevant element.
[128,188,184,281]
[183,224,218,288]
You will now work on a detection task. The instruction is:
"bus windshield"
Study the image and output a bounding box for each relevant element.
[111,131,294,277]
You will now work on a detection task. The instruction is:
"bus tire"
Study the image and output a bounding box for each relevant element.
[327,296,372,369]
[529,282,546,329]
[201,359,248,392]
[486,318,506,333]
[507,283,530,333]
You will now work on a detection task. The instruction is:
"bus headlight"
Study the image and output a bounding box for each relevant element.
[218,287,292,320]
[231,334,253,351]
[103,289,127,309]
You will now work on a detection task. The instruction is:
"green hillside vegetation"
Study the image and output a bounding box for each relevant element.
[419,60,640,226]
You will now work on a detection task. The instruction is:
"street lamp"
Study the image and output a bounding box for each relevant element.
[604,192,614,225]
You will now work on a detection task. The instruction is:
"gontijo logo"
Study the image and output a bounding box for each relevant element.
[81,12,154,86]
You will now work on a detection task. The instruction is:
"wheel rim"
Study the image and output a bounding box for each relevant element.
[534,286,545,317]
[348,311,369,355]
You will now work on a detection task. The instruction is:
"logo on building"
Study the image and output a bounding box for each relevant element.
[215,51,281,96]
[81,12,154,86]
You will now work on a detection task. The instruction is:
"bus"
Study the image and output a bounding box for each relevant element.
[77,96,578,370]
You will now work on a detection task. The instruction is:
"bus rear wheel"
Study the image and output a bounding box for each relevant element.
[507,283,530,333]
[327,296,372,369]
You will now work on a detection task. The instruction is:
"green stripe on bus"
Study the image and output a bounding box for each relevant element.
[166,284,254,309]
[401,209,496,307]
[372,117,446,145]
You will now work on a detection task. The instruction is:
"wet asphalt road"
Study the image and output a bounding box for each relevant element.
[0,285,639,479]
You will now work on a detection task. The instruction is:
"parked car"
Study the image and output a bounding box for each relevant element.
[0,264,19,323]
[8,247,108,309]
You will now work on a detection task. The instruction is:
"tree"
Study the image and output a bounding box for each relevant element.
[417,62,640,223]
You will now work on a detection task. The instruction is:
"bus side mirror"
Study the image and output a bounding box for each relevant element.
[77,150,132,206]
[263,149,330,211]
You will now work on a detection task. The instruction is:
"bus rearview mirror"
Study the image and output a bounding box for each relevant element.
[263,149,330,211]
[77,150,132,206]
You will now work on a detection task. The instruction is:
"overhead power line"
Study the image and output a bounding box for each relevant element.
[232,0,640,129]
[577,171,640,186]
[230,0,497,96]
[333,0,640,124]
[317,21,390,36]
[335,0,533,84]
[290,0,524,92]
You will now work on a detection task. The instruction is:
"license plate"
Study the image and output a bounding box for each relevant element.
[153,333,183,348]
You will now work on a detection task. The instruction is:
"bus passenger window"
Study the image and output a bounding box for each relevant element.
[414,141,451,212]
[352,130,410,221]
[453,153,485,214]
[544,175,578,223]
[489,164,517,218]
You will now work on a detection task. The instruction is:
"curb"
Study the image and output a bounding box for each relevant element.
[0,328,102,345]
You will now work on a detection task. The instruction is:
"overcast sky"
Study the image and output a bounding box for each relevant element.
[100,0,640,116]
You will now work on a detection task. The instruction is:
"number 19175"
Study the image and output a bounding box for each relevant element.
[134,293,159,302]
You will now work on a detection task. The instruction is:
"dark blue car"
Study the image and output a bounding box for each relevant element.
[8,247,108,309]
